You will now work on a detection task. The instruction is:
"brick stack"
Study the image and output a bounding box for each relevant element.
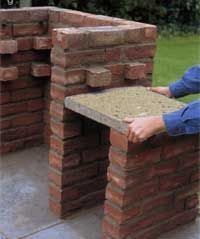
[103,129,199,239]
[0,8,51,153]
[49,20,157,217]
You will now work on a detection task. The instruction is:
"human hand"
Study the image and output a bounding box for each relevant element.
[123,116,166,143]
[147,86,172,98]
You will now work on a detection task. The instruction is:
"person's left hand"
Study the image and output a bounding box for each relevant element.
[123,116,166,143]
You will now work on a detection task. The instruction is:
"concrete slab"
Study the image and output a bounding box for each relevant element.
[65,86,185,133]
[24,207,103,239]
[0,146,61,239]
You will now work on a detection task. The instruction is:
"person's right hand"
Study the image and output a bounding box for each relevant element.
[147,86,172,98]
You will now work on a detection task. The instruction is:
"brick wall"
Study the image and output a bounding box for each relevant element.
[49,9,157,218]
[0,8,51,153]
[103,130,199,239]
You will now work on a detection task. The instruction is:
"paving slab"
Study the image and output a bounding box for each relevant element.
[65,86,185,133]
[0,146,61,239]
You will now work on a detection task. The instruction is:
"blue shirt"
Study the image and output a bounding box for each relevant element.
[163,65,200,136]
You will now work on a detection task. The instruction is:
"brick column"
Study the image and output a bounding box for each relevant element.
[103,129,199,239]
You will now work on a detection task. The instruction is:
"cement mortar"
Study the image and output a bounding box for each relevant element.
[65,86,185,133]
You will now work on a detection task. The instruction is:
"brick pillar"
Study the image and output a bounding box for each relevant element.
[103,129,199,239]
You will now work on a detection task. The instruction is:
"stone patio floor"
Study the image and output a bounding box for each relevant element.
[0,146,199,239]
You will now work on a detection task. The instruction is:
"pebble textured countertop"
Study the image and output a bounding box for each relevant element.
[65,86,185,133]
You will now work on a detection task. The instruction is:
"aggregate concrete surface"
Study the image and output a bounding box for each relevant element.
[0,146,199,239]
[65,86,185,133]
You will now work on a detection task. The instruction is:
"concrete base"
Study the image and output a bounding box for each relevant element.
[0,146,199,239]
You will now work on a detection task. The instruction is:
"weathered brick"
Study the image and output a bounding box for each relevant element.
[0,40,18,54]
[16,37,33,51]
[13,22,46,37]
[124,62,146,80]
[104,200,140,224]
[33,36,52,50]
[160,173,189,191]
[49,162,99,187]
[51,47,106,68]
[50,118,82,139]
[49,150,81,170]
[0,66,18,81]
[50,83,89,101]
[51,66,85,85]
[88,26,124,47]
[0,23,12,39]
[124,44,156,60]
[109,146,161,170]
[52,28,89,50]
[31,63,51,77]
[50,134,99,155]
[105,47,121,62]
[86,66,112,87]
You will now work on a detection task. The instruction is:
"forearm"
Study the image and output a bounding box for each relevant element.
[169,65,200,98]
[163,100,200,136]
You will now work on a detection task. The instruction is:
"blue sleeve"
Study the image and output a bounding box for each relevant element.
[163,100,200,136]
[169,65,200,98]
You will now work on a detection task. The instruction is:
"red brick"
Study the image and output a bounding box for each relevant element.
[190,171,200,182]
[11,112,43,127]
[49,162,99,187]
[50,100,78,121]
[49,150,81,170]
[50,134,99,155]
[17,63,31,76]
[185,194,199,209]
[109,146,161,170]
[124,62,146,80]
[142,194,173,213]
[162,137,196,159]
[179,151,199,169]
[51,47,106,68]
[0,23,12,39]
[11,88,43,102]
[51,66,85,86]
[13,22,46,37]
[0,40,18,54]
[31,63,51,77]
[0,92,11,104]
[105,64,124,81]
[147,159,179,178]
[81,145,109,163]
[52,28,88,50]
[105,47,121,62]
[120,25,145,43]
[60,10,87,27]
[33,36,52,50]
[28,98,44,111]
[16,37,33,51]
[50,83,89,101]
[106,179,158,207]
[175,182,199,201]
[160,173,189,191]
[50,118,81,139]
[124,44,156,60]
[88,26,124,47]
[144,26,157,41]
[109,128,148,153]
[104,200,140,224]
[0,101,27,117]
[0,66,18,81]
[86,66,112,87]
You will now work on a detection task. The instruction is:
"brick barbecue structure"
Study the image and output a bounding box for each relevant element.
[0,7,199,239]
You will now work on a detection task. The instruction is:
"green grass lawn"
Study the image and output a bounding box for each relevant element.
[153,35,200,103]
